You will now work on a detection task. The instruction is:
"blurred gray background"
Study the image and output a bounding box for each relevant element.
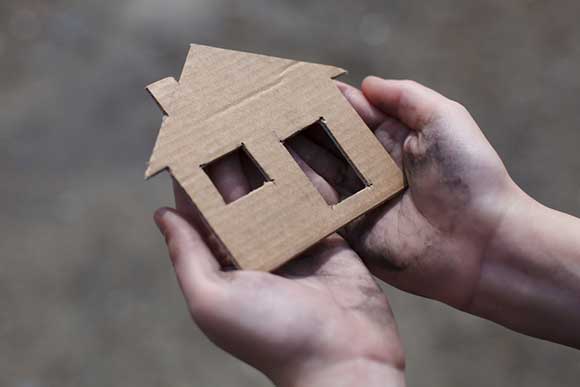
[2,0,580,386]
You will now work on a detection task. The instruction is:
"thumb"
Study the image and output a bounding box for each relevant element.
[361,76,453,131]
[154,207,223,301]
[361,77,464,182]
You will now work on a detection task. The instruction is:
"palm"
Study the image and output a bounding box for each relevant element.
[195,235,398,374]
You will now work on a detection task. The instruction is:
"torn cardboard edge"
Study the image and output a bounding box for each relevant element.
[146,44,405,271]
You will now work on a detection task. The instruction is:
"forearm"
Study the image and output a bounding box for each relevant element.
[471,190,580,348]
[273,357,406,387]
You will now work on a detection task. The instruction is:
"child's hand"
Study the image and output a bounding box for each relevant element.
[294,77,580,348]
[294,76,515,309]
[154,156,406,386]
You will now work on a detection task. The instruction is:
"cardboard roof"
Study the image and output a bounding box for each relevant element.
[146,44,404,271]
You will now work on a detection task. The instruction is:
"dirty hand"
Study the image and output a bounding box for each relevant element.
[293,76,514,309]
[294,76,580,348]
[154,157,406,386]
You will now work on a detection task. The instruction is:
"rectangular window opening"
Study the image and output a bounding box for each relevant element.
[202,144,270,204]
[283,118,368,205]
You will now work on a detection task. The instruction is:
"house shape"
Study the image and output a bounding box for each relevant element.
[146,44,404,271]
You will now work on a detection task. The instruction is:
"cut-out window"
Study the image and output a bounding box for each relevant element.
[202,145,270,204]
[283,118,368,205]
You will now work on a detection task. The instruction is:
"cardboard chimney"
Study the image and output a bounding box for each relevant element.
[146,44,404,271]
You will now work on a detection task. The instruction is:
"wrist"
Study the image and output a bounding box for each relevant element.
[464,184,535,311]
[476,185,544,285]
[464,185,580,343]
[273,356,405,387]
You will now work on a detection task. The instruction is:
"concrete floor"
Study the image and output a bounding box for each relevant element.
[1,0,579,386]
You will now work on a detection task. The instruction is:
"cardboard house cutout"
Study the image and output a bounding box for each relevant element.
[146,44,404,271]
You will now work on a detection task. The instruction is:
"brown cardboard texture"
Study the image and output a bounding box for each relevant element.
[146,44,404,271]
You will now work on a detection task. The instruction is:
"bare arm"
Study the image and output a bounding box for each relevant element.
[473,191,580,347]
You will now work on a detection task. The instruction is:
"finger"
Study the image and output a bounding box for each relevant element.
[373,118,409,169]
[286,135,361,196]
[205,151,250,202]
[240,151,266,191]
[336,80,387,130]
[154,207,222,295]
[287,134,343,184]
[303,121,343,159]
[336,80,408,168]
[171,179,235,268]
[287,148,339,205]
[361,76,451,130]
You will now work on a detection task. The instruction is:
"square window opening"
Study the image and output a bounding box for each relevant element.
[283,118,368,205]
[202,145,270,204]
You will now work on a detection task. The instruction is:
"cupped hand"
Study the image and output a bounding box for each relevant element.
[291,76,520,310]
[154,151,406,387]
